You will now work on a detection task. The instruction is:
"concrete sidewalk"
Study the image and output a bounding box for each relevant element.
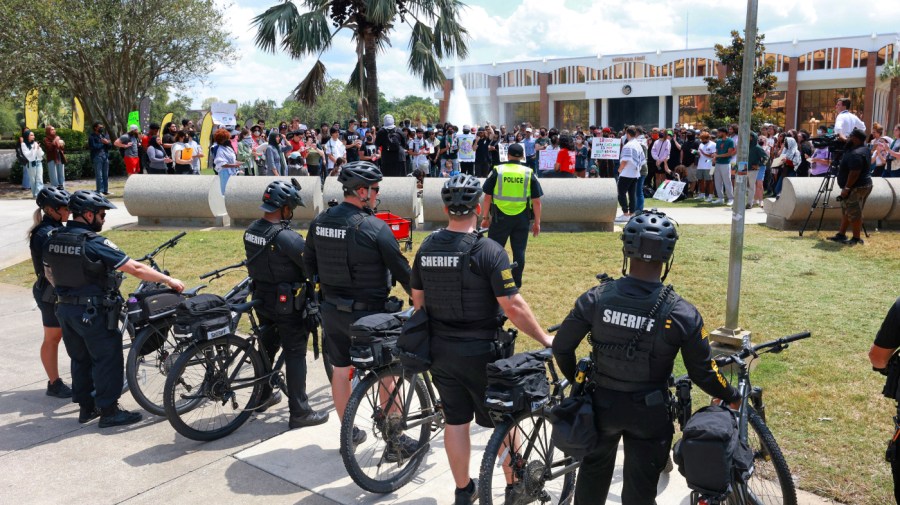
[0,281,835,505]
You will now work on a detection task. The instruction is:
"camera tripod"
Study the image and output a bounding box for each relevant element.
[798,154,869,237]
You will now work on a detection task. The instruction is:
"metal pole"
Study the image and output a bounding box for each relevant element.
[723,0,757,333]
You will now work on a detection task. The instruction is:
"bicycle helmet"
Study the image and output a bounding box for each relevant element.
[621,209,678,280]
[441,174,483,215]
[338,161,383,192]
[260,179,304,212]
[36,187,71,210]
[68,190,117,215]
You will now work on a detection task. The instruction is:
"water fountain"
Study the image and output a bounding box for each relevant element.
[445,61,473,127]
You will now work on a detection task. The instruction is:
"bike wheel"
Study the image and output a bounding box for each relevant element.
[732,408,797,505]
[163,335,266,441]
[340,366,435,493]
[479,409,577,505]
[126,323,194,416]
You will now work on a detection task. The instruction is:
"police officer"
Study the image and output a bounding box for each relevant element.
[244,180,328,429]
[30,187,73,398]
[552,210,739,505]
[480,143,543,288]
[303,161,412,444]
[869,296,900,503]
[411,174,553,504]
[43,190,185,427]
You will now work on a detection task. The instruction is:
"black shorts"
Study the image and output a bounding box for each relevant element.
[430,337,497,428]
[321,303,379,368]
[32,284,59,328]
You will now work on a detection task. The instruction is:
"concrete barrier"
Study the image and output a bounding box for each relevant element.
[763,177,896,231]
[123,174,228,227]
[323,176,419,219]
[224,176,323,228]
[422,177,618,231]
[0,150,15,180]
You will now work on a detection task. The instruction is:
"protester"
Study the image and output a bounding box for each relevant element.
[43,125,66,189]
[88,122,112,195]
[214,128,243,194]
[20,129,44,198]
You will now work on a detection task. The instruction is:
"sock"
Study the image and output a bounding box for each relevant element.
[458,479,475,492]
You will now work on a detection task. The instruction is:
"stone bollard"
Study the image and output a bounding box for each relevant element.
[324,176,418,220]
[123,174,228,227]
[763,177,895,231]
[0,150,15,181]
[224,175,322,228]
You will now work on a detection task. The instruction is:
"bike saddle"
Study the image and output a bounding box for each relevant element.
[229,298,263,313]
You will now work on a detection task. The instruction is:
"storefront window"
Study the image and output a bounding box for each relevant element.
[797,88,865,132]
[554,100,589,131]
[764,91,787,127]
[678,95,710,128]
[505,102,540,127]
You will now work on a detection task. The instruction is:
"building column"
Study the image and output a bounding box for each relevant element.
[539,72,550,127]
[601,98,609,127]
[864,54,877,127]
[672,94,680,126]
[588,99,597,128]
[784,57,799,130]
[439,79,453,124]
[488,76,500,125]
[658,96,667,128]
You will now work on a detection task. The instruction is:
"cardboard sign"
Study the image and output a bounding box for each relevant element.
[499,143,508,163]
[127,110,140,130]
[591,137,621,160]
[456,134,475,162]
[181,147,194,161]
[652,180,686,202]
[539,149,559,171]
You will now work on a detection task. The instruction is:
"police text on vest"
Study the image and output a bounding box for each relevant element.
[603,309,655,331]
[48,244,81,255]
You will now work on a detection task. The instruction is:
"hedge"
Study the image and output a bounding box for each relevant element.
[1,128,90,152]
[9,151,126,185]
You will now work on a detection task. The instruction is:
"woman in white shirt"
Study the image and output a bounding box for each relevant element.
[20,129,45,198]
[184,133,204,174]
[170,131,193,175]
[213,129,242,195]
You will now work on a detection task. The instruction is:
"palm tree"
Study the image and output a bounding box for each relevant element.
[253,0,468,125]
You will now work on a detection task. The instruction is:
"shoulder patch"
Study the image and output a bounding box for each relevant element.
[103,239,120,251]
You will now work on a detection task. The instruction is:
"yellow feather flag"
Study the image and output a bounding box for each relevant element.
[24,89,39,130]
[159,112,173,140]
[72,97,85,131]
[199,112,213,171]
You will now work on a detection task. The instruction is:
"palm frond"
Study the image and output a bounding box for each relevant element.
[410,21,434,50]
[408,41,445,90]
[283,9,333,58]
[433,12,469,60]
[347,58,366,94]
[252,1,300,54]
[366,0,397,26]
[293,60,327,105]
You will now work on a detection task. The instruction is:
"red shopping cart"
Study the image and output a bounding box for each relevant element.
[375,210,413,252]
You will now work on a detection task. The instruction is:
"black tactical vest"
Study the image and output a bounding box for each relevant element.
[31,218,63,279]
[589,281,680,392]
[313,207,386,292]
[243,219,304,287]
[43,228,111,291]
[418,231,501,339]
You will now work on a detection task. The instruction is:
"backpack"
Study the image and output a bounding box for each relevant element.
[385,129,406,157]
[673,405,753,497]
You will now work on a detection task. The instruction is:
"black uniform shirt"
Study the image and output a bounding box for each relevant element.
[51,221,129,297]
[553,276,739,402]
[875,297,900,349]
[30,215,64,278]
[410,230,518,298]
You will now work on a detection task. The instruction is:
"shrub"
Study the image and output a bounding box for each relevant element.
[9,150,125,185]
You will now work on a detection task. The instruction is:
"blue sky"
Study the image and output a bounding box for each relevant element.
[190,0,900,107]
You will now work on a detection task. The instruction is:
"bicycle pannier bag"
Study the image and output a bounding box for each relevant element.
[396,308,431,373]
[547,390,598,461]
[126,288,184,327]
[173,294,233,341]
[673,405,753,497]
[349,313,402,369]
[484,351,549,413]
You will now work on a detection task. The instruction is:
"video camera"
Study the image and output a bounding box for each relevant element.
[811,134,845,152]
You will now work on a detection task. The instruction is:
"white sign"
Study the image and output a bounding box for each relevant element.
[591,137,621,160]
[652,180,686,202]
[539,148,559,171]
[499,143,508,163]
[210,102,238,127]
[456,134,475,162]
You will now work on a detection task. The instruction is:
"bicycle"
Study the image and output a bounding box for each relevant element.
[687,331,812,505]
[339,307,446,493]
[478,347,578,505]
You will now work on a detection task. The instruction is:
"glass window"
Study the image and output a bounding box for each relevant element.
[504,102,540,127]
[799,53,808,70]
[524,70,535,86]
[812,50,826,70]
[576,66,587,83]
[678,95,710,128]
[797,88,865,132]
[554,100,589,131]
[878,44,895,66]
[674,59,685,78]
[613,63,625,79]
[835,48,853,69]
[763,91,786,128]
[697,58,709,77]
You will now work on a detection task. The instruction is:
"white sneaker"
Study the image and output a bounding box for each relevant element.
[726,199,734,206]
[693,194,705,200]
[710,199,724,204]
[705,196,713,202]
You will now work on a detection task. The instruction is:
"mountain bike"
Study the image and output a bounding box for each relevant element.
[478,347,578,505]
[339,308,446,493]
[689,331,811,505]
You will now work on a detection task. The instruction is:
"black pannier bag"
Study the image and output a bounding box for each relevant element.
[484,350,550,413]
[673,405,753,497]
[396,308,431,373]
[173,294,233,341]
[349,313,402,369]
[126,288,184,327]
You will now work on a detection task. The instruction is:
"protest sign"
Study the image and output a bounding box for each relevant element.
[499,143,508,163]
[539,148,558,171]
[591,137,621,160]
[456,134,475,162]
[652,180,686,202]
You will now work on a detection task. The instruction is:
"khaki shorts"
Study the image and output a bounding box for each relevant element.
[686,164,698,182]
[696,168,713,181]
[840,185,873,221]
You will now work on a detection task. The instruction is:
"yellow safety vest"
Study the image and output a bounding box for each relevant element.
[493,163,532,216]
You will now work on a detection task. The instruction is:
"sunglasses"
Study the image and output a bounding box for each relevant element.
[96,211,107,219]
[369,186,381,192]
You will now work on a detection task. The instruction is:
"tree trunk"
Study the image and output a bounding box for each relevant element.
[364,35,379,124]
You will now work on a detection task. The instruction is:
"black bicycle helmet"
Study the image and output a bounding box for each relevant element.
[68,190,117,215]
[441,174,483,215]
[621,209,678,263]
[36,187,71,210]
[260,179,304,212]
[338,161,383,191]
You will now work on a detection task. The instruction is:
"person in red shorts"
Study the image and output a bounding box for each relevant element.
[114,124,142,175]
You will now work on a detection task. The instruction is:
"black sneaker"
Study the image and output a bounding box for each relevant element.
[46,378,72,398]
[255,391,282,413]
[844,237,865,246]
[78,404,101,424]
[98,404,142,428]
[351,426,367,450]
[827,233,848,242]
[454,478,478,505]
[385,434,426,463]
[288,410,329,429]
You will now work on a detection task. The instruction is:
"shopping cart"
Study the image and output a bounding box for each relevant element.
[375,210,413,252]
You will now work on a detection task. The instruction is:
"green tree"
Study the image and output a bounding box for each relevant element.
[252,0,469,124]
[148,86,193,127]
[0,0,234,136]
[201,97,220,111]
[701,30,778,130]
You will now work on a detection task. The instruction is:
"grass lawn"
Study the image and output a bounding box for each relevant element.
[2,224,898,503]
[0,176,128,199]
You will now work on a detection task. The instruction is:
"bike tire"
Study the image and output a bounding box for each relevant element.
[163,335,266,441]
[340,366,434,493]
[126,323,195,416]
[479,409,577,505]
[731,408,797,505]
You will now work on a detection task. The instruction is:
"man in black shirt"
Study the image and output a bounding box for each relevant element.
[829,128,873,245]
[553,209,738,505]
[412,174,553,505]
[870,296,900,503]
[374,114,408,177]
[474,127,491,177]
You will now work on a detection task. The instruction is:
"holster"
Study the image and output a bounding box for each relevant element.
[103,295,122,331]
[37,277,57,304]
[888,435,898,463]
[494,327,518,360]
[275,283,294,315]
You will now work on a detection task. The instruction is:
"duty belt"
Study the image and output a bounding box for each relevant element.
[57,295,104,305]
[323,296,383,313]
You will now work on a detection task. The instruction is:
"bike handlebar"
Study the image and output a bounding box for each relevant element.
[547,323,562,333]
[136,232,186,263]
[715,331,812,367]
[200,260,247,280]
